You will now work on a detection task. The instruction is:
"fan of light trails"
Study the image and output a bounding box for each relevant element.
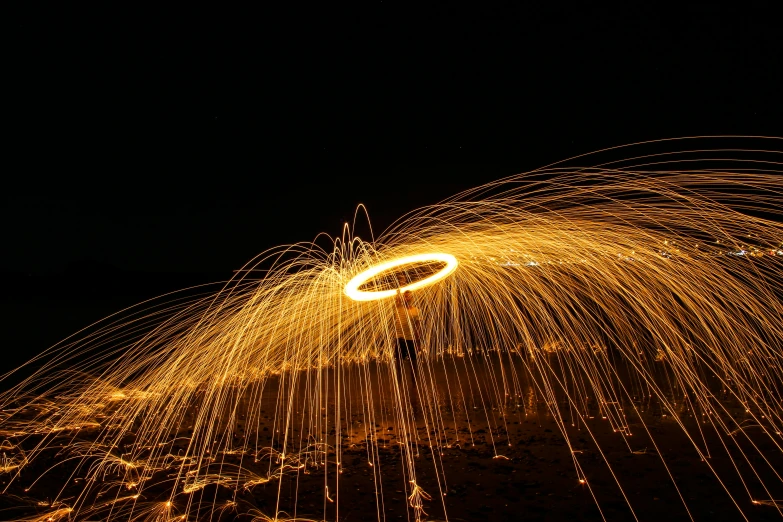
[1,138,783,521]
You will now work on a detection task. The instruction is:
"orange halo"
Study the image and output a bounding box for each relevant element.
[344,253,459,301]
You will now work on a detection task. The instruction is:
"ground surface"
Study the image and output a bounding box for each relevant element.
[2,358,782,521]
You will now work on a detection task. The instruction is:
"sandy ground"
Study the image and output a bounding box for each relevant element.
[2,356,783,521]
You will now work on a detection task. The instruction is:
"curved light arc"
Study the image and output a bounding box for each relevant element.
[344,253,458,301]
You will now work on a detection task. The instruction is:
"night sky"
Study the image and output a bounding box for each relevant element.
[3,5,781,365]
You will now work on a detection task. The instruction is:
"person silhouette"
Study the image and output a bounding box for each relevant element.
[394,290,420,366]
[393,278,422,412]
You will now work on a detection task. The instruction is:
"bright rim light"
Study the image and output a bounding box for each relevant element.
[344,253,458,301]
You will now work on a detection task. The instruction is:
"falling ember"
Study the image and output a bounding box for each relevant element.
[1,138,783,521]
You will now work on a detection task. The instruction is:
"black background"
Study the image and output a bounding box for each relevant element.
[2,5,782,367]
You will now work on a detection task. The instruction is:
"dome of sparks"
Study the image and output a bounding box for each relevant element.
[2,138,783,521]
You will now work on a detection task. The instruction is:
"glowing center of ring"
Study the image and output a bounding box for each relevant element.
[345,253,459,302]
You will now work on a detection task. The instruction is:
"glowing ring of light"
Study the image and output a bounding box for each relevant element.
[345,253,458,301]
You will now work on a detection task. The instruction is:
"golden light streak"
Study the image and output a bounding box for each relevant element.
[344,252,458,301]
